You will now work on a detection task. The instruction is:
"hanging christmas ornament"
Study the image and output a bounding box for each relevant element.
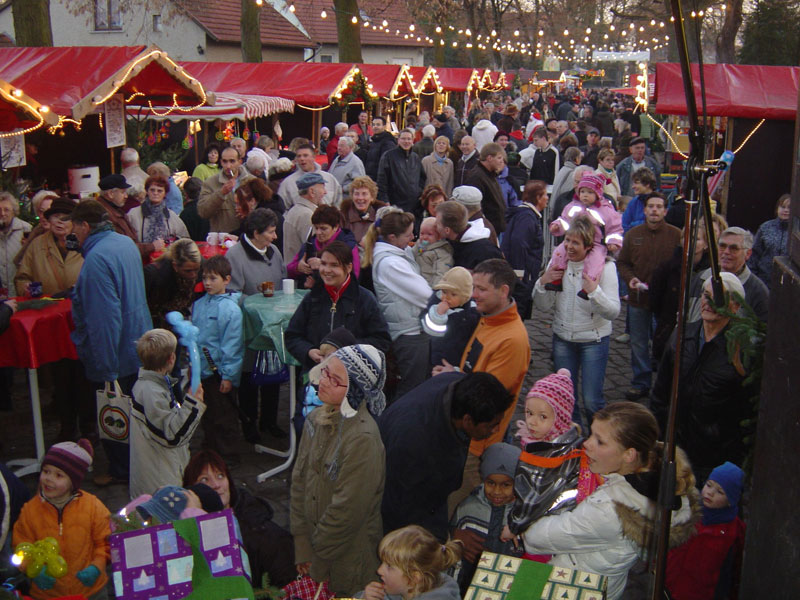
[242,126,251,141]
[215,131,224,141]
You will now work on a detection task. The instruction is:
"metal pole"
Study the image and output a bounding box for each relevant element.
[650,1,729,597]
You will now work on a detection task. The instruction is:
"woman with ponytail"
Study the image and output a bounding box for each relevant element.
[516,402,700,599]
[360,525,462,600]
[363,207,433,398]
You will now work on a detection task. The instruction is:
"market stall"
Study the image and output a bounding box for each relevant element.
[0,45,211,129]
[0,45,212,182]
[0,78,59,135]
[180,61,376,148]
[410,65,444,115]
[435,67,480,119]
[654,62,799,231]
[357,63,415,127]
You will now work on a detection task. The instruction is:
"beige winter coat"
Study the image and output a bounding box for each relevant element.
[290,402,385,596]
[421,153,454,195]
[14,231,83,296]
[414,240,454,287]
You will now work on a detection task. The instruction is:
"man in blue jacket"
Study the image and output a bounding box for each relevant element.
[69,200,153,486]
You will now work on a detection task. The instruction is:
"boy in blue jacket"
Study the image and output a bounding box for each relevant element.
[192,255,244,458]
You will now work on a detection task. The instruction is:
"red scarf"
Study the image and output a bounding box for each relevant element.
[324,274,352,306]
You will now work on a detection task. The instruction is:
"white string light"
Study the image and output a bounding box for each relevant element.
[292,2,677,59]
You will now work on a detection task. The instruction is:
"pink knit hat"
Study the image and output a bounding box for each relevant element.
[577,172,606,202]
[526,368,574,440]
[41,439,94,491]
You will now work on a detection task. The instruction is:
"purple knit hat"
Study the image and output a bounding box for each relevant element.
[577,172,606,202]
[41,439,94,491]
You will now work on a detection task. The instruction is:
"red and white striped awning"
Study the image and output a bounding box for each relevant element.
[130,92,294,121]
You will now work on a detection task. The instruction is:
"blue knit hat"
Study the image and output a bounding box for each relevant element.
[336,344,386,417]
[708,462,744,508]
[308,343,387,418]
[480,443,522,480]
[136,486,188,524]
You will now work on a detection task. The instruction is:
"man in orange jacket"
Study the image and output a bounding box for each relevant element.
[433,258,530,516]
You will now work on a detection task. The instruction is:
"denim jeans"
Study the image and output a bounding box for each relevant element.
[552,334,611,428]
[628,305,654,391]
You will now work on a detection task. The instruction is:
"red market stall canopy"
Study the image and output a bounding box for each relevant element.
[358,64,415,100]
[180,61,375,109]
[435,67,510,93]
[655,63,800,121]
[0,78,59,135]
[0,45,211,125]
[436,68,481,93]
[410,66,443,95]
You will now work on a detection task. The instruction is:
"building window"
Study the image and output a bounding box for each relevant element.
[95,0,122,31]
[320,54,333,63]
[153,15,162,32]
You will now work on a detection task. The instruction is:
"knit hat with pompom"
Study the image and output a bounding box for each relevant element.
[525,368,575,440]
[41,439,94,492]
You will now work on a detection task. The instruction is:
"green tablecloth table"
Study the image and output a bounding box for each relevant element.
[241,290,308,481]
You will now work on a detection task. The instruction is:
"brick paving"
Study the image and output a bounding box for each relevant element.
[1,303,633,526]
[1,303,648,596]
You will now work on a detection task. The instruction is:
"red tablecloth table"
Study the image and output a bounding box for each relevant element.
[0,298,78,476]
[149,241,229,262]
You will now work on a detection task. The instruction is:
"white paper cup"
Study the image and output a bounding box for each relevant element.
[206,232,219,245]
[282,278,295,294]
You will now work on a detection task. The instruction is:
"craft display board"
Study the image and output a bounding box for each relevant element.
[464,551,607,600]
[110,509,253,600]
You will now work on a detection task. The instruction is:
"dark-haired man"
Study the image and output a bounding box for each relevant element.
[433,258,531,511]
[617,194,680,401]
[365,116,397,180]
[198,146,254,232]
[379,371,513,540]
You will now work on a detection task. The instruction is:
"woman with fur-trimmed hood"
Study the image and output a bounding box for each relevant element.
[516,402,700,599]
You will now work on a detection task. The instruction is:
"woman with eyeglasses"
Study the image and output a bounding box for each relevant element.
[290,344,387,596]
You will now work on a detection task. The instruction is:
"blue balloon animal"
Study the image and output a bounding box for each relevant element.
[166,311,201,395]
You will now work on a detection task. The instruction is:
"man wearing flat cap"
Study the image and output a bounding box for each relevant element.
[283,172,326,262]
[69,199,153,486]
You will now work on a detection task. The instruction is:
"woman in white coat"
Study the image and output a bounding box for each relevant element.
[512,402,699,600]
[533,213,620,428]
[362,206,432,399]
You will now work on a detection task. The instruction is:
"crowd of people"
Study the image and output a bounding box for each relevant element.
[0,88,785,600]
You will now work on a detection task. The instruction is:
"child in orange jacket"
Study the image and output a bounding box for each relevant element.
[13,439,110,599]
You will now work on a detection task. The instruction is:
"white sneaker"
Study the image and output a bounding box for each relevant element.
[615,333,630,343]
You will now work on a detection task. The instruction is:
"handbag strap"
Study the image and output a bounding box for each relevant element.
[104,380,125,398]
